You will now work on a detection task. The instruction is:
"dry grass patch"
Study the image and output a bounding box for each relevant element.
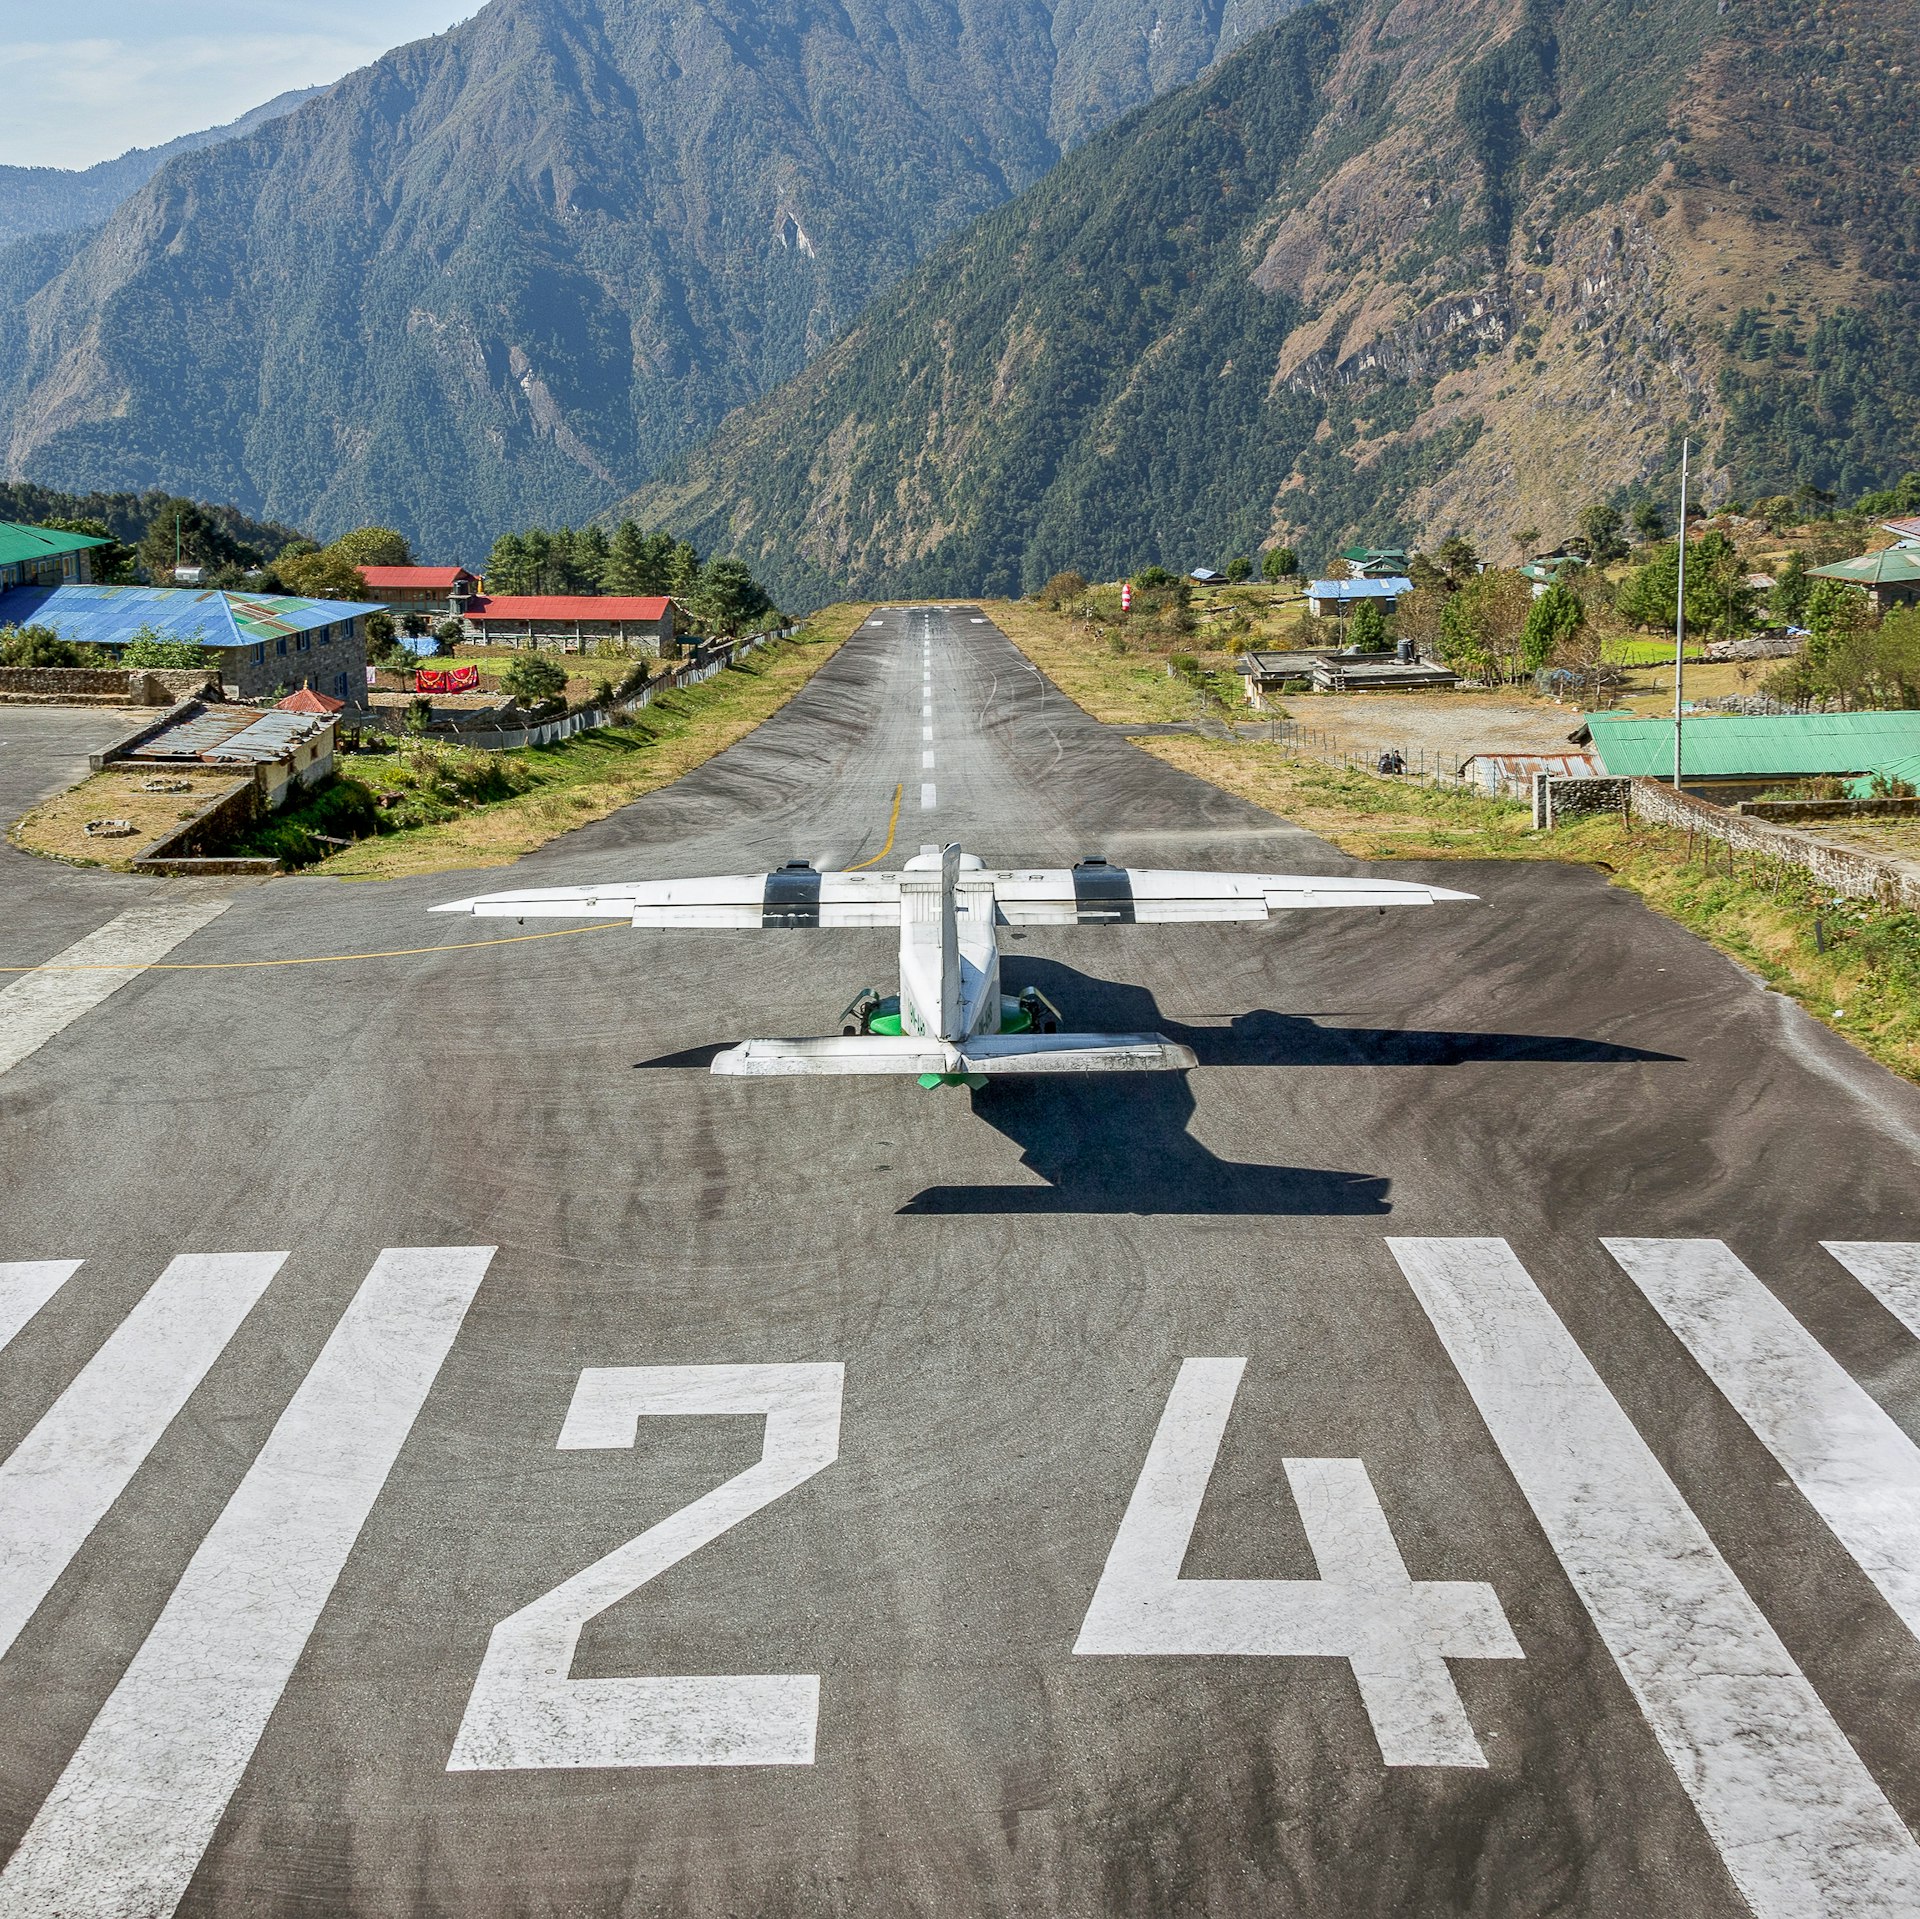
[9,769,236,869]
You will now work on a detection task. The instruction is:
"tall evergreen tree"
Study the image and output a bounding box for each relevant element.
[603,521,648,592]
[635,531,675,593]
[668,540,700,597]
[576,524,610,590]
[523,528,553,593]
[548,526,581,592]
[484,531,533,595]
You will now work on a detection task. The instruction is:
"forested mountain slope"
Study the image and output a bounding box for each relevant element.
[0,89,326,248]
[0,0,1293,560]
[623,0,1920,602]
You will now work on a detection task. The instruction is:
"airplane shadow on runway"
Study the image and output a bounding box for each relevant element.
[902,959,1679,1218]
[636,961,1677,1219]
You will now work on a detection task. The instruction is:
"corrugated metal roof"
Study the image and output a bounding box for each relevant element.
[1589,711,1920,778]
[1806,549,1920,586]
[465,594,671,620]
[0,521,109,566]
[1305,577,1414,601]
[132,706,333,763]
[0,584,383,648]
[1847,753,1920,798]
[360,566,475,588]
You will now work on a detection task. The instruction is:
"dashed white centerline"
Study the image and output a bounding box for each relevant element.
[0,897,234,1080]
[920,784,936,809]
[922,726,933,741]
[922,751,935,769]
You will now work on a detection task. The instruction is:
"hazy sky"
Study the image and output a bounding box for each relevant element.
[1,3,477,170]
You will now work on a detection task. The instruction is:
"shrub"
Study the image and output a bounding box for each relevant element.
[1132,565,1178,589]
[366,612,397,646]
[1224,555,1253,583]
[1261,546,1298,581]
[119,629,214,669]
[1348,600,1392,652]
[0,623,93,667]
[1039,570,1088,607]
[502,652,568,706]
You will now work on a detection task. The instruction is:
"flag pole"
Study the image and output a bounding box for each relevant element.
[1673,437,1690,790]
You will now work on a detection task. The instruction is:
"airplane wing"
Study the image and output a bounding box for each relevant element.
[986,861,1476,925]
[432,866,902,928]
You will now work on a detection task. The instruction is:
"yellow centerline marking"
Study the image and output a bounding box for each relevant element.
[0,921,626,974]
[847,783,902,871]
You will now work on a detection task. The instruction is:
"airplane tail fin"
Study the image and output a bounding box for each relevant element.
[710,1032,1196,1077]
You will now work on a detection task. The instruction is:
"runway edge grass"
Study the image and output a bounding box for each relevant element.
[987,600,1920,1087]
[275,607,871,882]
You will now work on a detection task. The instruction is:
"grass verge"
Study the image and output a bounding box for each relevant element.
[257,607,869,881]
[1140,736,1920,1085]
[9,769,234,870]
[992,598,1920,1085]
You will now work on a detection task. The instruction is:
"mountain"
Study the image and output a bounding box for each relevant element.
[0,89,328,248]
[0,0,1296,564]
[620,0,1920,602]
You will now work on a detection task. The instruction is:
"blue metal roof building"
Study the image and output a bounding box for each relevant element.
[1306,576,1414,615]
[0,584,379,706]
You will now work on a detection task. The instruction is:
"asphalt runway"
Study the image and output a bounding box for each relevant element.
[2,605,1919,1916]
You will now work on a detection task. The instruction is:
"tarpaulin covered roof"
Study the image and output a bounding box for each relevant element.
[0,584,384,648]
[0,521,108,567]
[1589,711,1920,779]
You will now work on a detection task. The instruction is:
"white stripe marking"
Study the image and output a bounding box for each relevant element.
[920,784,936,809]
[921,704,932,719]
[971,617,986,623]
[0,1260,83,1354]
[0,1246,494,1919]
[1824,1243,1920,1340]
[1389,1237,1920,1919]
[0,899,233,1080]
[922,725,933,742]
[1074,1358,1520,1766]
[921,750,935,769]
[0,1251,287,1661]
[1606,1237,1920,1644]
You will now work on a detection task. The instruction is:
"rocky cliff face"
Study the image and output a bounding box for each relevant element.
[0,0,1293,559]
[621,0,1920,602]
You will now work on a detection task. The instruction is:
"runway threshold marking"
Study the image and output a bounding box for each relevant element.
[1606,1237,1920,1641]
[0,1246,494,1919]
[0,897,231,1074]
[0,1251,288,1660]
[1390,1237,1920,1919]
[0,1259,83,1353]
[1825,1242,1920,1339]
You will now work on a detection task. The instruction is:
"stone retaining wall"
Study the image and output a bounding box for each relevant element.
[1624,777,1920,908]
[1537,776,1631,828]
[1738,796,1920,822]
[128,777,264,872]
[0,666,221,705]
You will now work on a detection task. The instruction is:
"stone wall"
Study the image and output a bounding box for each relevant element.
[0,666,222,705]
[129,777,262,870]
[1738,796,1920,822]
[1538,776,1631,828]
[1624,777,1920,908]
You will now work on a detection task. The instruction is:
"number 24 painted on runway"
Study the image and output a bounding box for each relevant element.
[446,1360,1519,1773]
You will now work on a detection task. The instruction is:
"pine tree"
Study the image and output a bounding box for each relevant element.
[668,539,700,597]
[523,528,553,593]
[576,523,610,590]
[484,532,531,594]
[548,526,580,592]
[635,531,674,593]
[603,521,647,593]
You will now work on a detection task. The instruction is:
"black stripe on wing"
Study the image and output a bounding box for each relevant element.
[762,860,823,928]
[1071,857,1135,924]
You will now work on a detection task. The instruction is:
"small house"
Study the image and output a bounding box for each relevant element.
[1805,547,1920,612]
[359,565,479,617]
[1339,545,1411,578]
[1306,576,1413,618]
[0,520,108,592]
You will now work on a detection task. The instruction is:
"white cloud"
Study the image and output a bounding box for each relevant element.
[0,7,474,170]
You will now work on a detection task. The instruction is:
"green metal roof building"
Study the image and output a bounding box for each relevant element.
[0,520,108,594]
[1806,546,1920,611]
[1587,711,1920,794]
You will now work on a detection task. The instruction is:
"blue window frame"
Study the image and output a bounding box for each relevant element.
[276,637,287,656]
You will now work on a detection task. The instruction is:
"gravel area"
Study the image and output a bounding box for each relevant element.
[1242,692,1590,768]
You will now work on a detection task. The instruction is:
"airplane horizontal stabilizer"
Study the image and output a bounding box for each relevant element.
[709,1033,1195,1076]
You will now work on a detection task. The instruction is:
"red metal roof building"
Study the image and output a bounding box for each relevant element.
[461,594,677,653]
[274,686,347,714]
[359,565,479,614]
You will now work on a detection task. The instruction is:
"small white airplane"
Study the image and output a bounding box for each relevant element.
[434,845,1474,1086]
